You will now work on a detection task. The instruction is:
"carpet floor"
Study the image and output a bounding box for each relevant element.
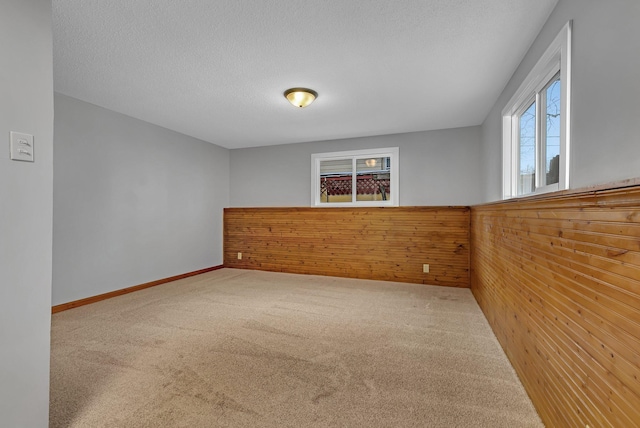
[50,268,542,427]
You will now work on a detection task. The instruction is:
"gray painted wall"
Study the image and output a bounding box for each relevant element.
[0,0,54,426]
[481,0,640,202]
[53,94,229,306]
[230,127,482,207]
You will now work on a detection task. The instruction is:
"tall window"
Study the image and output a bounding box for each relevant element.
[503,22,571,199]
[311,147,399,207]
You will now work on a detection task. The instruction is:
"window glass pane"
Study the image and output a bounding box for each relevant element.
[544,76,561,185]
[312,147,398,206]
[355,157,391,202]
[502,23,569,199]
[319,159,352,203]
[518,101,536,195]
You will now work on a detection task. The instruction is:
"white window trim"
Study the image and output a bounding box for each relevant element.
[311,147,399,207]
[502,21,572,199]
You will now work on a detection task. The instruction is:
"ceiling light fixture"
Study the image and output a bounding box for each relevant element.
[284,87,318,108]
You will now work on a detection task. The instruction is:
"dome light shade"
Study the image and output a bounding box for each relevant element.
[284,88,318,108]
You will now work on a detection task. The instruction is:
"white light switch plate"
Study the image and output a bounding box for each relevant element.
[10,131,34,162]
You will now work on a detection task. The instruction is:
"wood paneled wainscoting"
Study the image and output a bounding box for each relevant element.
[224,207,470,287]
[471,184,640,427]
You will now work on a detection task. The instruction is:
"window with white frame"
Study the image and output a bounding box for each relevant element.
[311,147,399,207]
[503,21,572,199]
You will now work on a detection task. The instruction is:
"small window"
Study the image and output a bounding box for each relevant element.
[503,22,571,199]
[311,147,399,207]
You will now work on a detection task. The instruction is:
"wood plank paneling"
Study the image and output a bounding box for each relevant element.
[471,185,640,427]
[224,207,470,287]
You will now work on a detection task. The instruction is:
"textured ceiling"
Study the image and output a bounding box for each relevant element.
[52,0,558,149]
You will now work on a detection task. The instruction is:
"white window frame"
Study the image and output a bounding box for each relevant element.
[502,21,572,199]
[311,147,399,207]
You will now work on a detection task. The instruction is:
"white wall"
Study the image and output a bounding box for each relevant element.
[481,0,640,202]
[0,1,54,426]
[230,127,482,207]
[53,94,229,306]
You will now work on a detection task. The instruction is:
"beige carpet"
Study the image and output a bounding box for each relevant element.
[50,268,543,427]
